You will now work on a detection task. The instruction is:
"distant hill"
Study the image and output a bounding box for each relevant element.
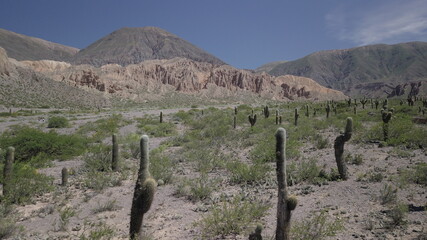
[264,42,427,97]
[0,28,78,62]
[72,27,225,67]
[0,47,107,108]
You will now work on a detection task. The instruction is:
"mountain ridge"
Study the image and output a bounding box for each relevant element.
[263,41,427,97]
[0,28,79,62]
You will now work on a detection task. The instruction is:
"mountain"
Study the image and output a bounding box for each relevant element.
[0,28,78,62]
[72,27,225,67]
[255,60,287,73]
[264,42,427,98]
[22,57,347,102]
[0,47,107,108]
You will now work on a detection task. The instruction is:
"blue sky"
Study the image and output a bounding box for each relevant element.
[1,0,426,69]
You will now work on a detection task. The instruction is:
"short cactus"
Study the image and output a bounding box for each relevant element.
[249,224,263,240]
[305,105,309,117]
[275,128,297,240]
[233,115,237,129]
[61,167,68,186]
[353,106,357,115]
[112,134,119,171]
[3,147,14,197]
[294,108,299,126]
[248,114,257,127]
[130,135,157,239]
[375,100,379,109]
[160,111,163,123]
[381,108,393,141]
[334,117,353,180]
[234,107,238,115]
[347,98,351,107]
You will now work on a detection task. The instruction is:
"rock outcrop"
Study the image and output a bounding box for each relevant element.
[23,58,347,101]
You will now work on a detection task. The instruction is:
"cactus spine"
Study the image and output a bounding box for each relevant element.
[3,147,14,197]
[112,134,119,171]
[130,135,157,239]
[381,109,393,141]
[61,167,68,186]
[334,117,353,180]
[275,128,297,240]
[294,108,299,126]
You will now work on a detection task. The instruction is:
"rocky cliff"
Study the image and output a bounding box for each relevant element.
[22,58,347,101]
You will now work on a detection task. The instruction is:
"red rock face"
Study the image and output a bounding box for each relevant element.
[22,58,348,101]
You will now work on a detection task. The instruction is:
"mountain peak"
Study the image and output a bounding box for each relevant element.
[73,26,225,67]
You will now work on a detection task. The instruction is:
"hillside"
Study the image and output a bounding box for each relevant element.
[72,27,225,67]
[0,47,107,108]
[23,58,347,102]
[265,42,427,98]
[0,28,78,62]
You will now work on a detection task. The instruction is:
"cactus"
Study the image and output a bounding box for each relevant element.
[233,115,237,129]
[347,98,352,107]
[375,100,379,110]
[112,134,119,171]
[249,224,263,240]
[382,99,388,110]
[353,106,357,115]
[325,104,331,118]
[333,106,337,115]
[248,114,257,127]
[381,108,393,141]
[160,111,163,123]
[275,128,297,240]
[407,96,414,106]
[234,106,238,115]
[313,108,317,117]
[360,98,368,109]
[305,105,309,117]
[3,147,14,197]
[279,116,282,124]
[61,167,68,186]
[130,135,157,239]
[264,106,270,118]
[294,108,299,126]
[334,117,353,180]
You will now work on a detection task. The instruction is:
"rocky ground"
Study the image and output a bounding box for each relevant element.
[0,105,426,240]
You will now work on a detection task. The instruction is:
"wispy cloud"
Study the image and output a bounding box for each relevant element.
[326,0,427,45]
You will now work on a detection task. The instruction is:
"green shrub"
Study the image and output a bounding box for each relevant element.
[291,210,344,240]
[226,161,270,184]
[136,116,177,137]
[80,221,115,240]
[77,114,129,142]
[197,195,269,239]
[1,163,54,204]
[47,116,69,128]
[379,184,397,205]
[387,203,408,227]
[287,158,322,185]
[0,126,86,163]
[175,174,218,201]
[150,148,174,184]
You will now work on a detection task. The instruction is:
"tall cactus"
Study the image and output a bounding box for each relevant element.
[3,147,15,197]
[334,117,353,180]
[375,100,379,110]
[61,167,68,186]
[325,104,331,118]
[234,106,238,115]
[130,135,157,239]
[264,106,270,118]
[294,108,299,126]
[275,128,297,240]
[233,115,237,129]
[381,109,393,141]
[360,98,368,109]
[112,134,119,171]
[305,105,309,117]
[347,98,352,107]
[160,111,163,123]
